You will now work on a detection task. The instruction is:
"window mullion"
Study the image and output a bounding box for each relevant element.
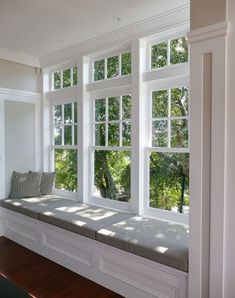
[168,88,171,148]
[62,104,64,146]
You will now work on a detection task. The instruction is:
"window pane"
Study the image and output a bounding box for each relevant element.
[107,56,119,78]
[170,37,188,65]
[171,87,189,117]
[151,42,167,69]
[95,124,106,146]
[63,68,71,88]
[54,72,61,90]
[73,67,78,85]
[152,120,168,147]
[64,103,72,124]
[108,97,119,121]
[95,98,106,121]
[108,123,119,146]
[54,126,62,145]
[122,95,131,119]
[149,152,189,213]
[94,150,131,202]
[152,90,168,118]
[94,59,105,81]
[74,102,78,123]
[64,125,72,145]
[55,149,77,192]
[122,122,131,146]
[171,119,188,148]
[54,105,62,124]
[74,125,77,145]
[121,52,131,75]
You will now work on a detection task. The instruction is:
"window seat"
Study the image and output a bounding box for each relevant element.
[0,196,188,273]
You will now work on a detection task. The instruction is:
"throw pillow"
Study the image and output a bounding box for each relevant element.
[40,172,56,195]
[10,171,42,198]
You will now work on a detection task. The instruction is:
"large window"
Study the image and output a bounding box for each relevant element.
[149,87,189,214]
[93,95,131,202]
[52,102,78,192]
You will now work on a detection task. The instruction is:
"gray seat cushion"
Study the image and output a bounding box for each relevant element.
[96,216,189,272]
[0,196,73,219]
[39,202,133,239]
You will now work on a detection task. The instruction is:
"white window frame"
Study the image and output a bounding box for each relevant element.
[88,86,132,213]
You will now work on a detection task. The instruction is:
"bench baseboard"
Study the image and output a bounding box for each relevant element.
[0,207,188,298]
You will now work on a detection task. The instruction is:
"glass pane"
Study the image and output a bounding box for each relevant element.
[108,123,119,146]
[95,98,106,122]
[122,122,131,146]
[63,68,71,88]
[171,119,188,148]
[152,90,168,118]
[94,59,105,81]
[74,102,78,123]
[95,124,106,146]
[94,150,131,202]
[64,126,72,145]
[171,87,189,117]
[108,97,119,121]
[64,103,72,123]
[121,52,131,75]
[73,66,78,85]
[152,120,168,147]
[74,125,77,145]
[151,42,167,69]
[54,126,62,145]
[149,152,189,213]
[54,105,62,124]
[54,72,61,90]
[170,37,188,65]
[107,55,119,78]
[122,95,131,119]
[55,149,77,192]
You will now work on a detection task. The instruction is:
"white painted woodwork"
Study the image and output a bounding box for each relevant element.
[1,208,188,298]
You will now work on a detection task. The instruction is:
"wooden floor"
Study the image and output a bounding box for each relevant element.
[0,237,123,298]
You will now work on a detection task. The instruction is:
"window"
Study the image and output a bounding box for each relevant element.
[53,66,78,90]
[148,87,189,214]
[151,36,188,69]
[93,52,131,81]
[93,95,131,202]
[52,102,78,192]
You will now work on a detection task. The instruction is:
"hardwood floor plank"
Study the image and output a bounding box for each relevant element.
[0,237,123,298]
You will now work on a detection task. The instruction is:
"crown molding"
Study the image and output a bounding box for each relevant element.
[0,48,40,68]
[40,4,190,68]
[0,87,41,103]
[187,21,228,44]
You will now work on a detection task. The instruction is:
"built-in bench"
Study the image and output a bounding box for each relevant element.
[0,196,189,298]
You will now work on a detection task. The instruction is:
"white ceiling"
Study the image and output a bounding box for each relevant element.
[0,0,188,63]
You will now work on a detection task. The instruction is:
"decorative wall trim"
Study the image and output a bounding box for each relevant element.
[0,47,40,68]
[40,4,190,68]
[0,87,40,103]
[187,21,228,44]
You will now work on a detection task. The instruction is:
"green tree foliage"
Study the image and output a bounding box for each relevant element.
[151,42,168,68]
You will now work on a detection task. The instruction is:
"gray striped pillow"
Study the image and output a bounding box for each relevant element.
[10,171,42,198]
[40,172,55,195]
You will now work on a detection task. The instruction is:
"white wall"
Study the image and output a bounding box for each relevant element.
[224,0,235,296]
[0,59,42,93]
[4,101,36,197]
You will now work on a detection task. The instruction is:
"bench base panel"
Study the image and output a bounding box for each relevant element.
[0,208,188,298]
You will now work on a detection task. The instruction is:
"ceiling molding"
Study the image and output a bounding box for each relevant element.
[40,4,190,69]
[0,87,40,103]
[0,48,40,68]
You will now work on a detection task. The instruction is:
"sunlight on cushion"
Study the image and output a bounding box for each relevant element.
[23,198,42,203]
[72,219,86,226]
[43,211,55,216]
[98,229,116,236]
[56,206,87,212]
[155,233,165,239]
[114,221,127,227]
[124,226,134,231]
[79,210,116,221]
[154,246,168,254]
[12,202,22,206]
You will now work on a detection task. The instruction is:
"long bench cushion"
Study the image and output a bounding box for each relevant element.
[0,196,72,219]
[38,202,133,240]
[96,216,189,272]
